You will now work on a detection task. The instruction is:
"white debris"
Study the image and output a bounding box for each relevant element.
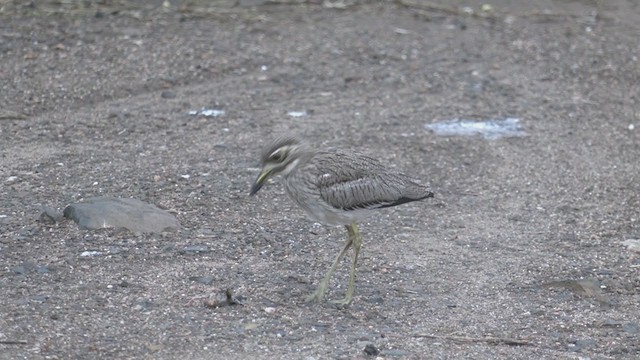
[80,251,103,257]
[425,118,526,139]
[287,111,307,117]
[622,239,640,253]
[188,108,225,117]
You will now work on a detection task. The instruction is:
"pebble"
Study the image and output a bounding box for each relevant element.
[569,338,595,352]
[134,299,154,311]
[32,294,49,302]
[161,90,176,99]
[179,245,210,254]
[381,349,409,357]
[11,265,29,275]
[622,239,640,253]
[363,344,379,356]
[623,322,640,334]
[189,275,215,285]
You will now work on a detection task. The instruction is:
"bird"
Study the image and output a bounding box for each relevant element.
[250,135,434,305]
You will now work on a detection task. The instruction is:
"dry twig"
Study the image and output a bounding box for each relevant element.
[414,333,531,346]
[0,340,28,345]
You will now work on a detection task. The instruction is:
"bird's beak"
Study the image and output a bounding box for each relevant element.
[250,168,271,196]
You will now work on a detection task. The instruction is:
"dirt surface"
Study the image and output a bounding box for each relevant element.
[1,0,639,359]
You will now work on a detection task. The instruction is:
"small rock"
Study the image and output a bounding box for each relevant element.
[36,266,51,273]
[133,299,153,311]
[623,322,640,334]
[32,294,49,302]
[381,349,409,357]
[622,239,640,253]
[363,344,379,356]
[107,246,124,255]
[11,265,29,275]
[569,338,595,352]
[134,299,154,311]
[263,307,276,314]
[180,245,210,254]
[161,90,176,99]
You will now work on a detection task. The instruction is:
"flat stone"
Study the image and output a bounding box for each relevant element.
[622,239,640,253]
[63,197,180,233]
[363,344,379,356]
[160,90,176,99]
[179,245,210,254]
[189,275,215,285]
[623,322,640,334]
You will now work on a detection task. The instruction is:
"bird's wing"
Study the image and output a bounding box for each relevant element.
[309,151,431,211]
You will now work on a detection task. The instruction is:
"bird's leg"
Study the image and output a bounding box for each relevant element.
[305,229,353,303]
[331,223,361,306]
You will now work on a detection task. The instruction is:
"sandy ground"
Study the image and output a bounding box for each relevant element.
[1,0,639,359]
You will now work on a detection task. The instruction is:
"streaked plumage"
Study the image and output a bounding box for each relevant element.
[250,135,433,304]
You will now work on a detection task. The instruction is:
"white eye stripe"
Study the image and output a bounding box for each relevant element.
[269,147,289,161]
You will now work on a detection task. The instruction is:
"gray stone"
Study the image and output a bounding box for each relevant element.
[63,197,180,233]
[623,322,640,334]
[381,349,410,357]
[363,344,379,356]
[160,90,176,99]
[190,275,215,285]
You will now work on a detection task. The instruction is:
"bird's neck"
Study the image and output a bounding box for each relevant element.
[281,158,302,176]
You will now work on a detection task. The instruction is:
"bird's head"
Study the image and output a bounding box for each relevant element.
[250,136,308,196]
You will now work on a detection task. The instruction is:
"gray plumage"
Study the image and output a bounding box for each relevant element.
[250,135,434,304]
[285,148,432,225]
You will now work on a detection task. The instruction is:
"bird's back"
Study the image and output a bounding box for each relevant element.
[286,149,433,222]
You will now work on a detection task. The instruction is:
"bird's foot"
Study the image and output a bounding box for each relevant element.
[305,286,327,303]
[330,295,353,306]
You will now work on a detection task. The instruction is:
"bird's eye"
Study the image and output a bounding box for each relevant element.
[269,150,285,162]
